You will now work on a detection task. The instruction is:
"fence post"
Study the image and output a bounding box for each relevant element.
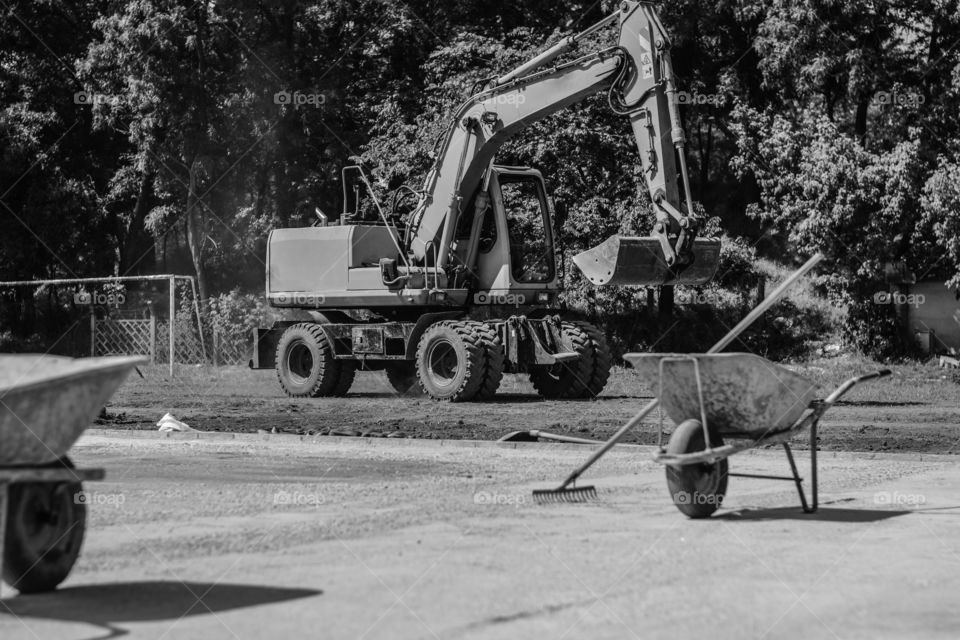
[169,276,175,376]
[89,310,96,357]
[212,327,219,367]
[149,310,156,365]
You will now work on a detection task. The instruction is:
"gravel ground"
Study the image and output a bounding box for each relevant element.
[2,432,958,639]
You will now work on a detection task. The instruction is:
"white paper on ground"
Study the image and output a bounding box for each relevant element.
[157,412,197,432]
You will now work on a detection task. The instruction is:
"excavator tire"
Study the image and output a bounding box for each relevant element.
[333,361,357,396]
[472,321,504,400]
[275,323,353,397]
[416,321,487,402]
[385,362,424,396]
[529,321,594,399]
[568,320,612,398]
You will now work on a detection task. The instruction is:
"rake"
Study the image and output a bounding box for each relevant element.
[532,253,825,504]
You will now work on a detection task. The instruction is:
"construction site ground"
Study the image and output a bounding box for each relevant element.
[2,431,958,639]
[100,356,960,453]
[2,354,957,638]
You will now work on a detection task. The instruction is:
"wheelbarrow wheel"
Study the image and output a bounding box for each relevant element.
[665,419,728,519]
[3,457,86,593]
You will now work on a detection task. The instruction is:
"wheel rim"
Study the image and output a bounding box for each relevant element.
[286,341,314,384]
[426,339,460,388]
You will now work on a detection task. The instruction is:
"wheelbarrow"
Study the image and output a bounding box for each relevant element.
[0,354,144,593]
[623,353,890,518]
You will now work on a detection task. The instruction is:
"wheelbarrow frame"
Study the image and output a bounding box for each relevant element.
[651,356,891,513]
[0,354,143,595]
[0,464,104,596]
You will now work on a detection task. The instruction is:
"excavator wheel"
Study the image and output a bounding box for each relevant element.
[275,323,354,397]
[568,321,612,398]
[385,362,424,396]
[529,321,594,399]
[472,321,504,400]
[415,321,488,402]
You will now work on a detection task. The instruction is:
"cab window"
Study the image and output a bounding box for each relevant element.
[500,175,553,283]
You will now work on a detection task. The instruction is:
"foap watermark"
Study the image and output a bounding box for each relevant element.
[675,289,721,306]
[874,491,926,507]
[473,292,526,305]
[676,91,725,106]
[275,292,325,305]
[873,291,924,308]
[674,490,724,507]
[74,91,125,107]
[74,290,126,306]
[274,90,326,109]
[873,91,925,109]
[483,93,526,107]
[74,490,125,507]
[274,489,325,507]
[473,490,526,507]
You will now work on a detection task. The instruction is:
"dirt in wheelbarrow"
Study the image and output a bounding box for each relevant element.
[100,356,960,454]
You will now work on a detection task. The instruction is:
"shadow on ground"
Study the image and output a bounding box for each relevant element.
[716,507,911,522]
[1,580,321,639]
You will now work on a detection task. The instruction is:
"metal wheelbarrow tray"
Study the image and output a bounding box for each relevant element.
[623,353,890,518]
[0,354,144,593]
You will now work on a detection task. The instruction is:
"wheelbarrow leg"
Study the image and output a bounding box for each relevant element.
[782,444,811,513]
[0,481,7,598]
[810,419,819,511]
[782,420,819,514]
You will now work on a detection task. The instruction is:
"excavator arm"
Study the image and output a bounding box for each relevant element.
[406,1,719,287]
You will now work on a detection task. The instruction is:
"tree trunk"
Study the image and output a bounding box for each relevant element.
[854,96,869,145]
[185,157,209,303]
[120,168,155,275]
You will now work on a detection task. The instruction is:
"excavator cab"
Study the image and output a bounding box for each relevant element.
[458,167,560,296]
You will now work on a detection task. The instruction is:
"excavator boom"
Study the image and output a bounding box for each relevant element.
[406,1,719,287]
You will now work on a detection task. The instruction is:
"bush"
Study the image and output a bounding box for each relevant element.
[204,289,283,360]
[559,239,835,363]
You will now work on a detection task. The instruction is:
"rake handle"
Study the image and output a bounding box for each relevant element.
[556,252,826,490]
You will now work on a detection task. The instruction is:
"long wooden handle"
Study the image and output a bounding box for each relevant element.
[557,252,825,489]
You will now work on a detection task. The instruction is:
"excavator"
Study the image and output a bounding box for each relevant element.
[250,1,721,401]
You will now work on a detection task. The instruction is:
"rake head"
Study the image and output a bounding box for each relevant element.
[531,485,597,504]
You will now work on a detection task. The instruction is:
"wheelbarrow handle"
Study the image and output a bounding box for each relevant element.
[823,369,891,406]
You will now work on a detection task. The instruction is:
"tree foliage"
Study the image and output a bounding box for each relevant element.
[1,0,959,359]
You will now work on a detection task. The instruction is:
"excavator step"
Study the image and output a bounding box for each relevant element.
[572,236,721,287]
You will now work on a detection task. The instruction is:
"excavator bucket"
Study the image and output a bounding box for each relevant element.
[572,236,721,287]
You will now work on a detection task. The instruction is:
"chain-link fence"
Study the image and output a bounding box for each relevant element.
[0,275,252,369]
